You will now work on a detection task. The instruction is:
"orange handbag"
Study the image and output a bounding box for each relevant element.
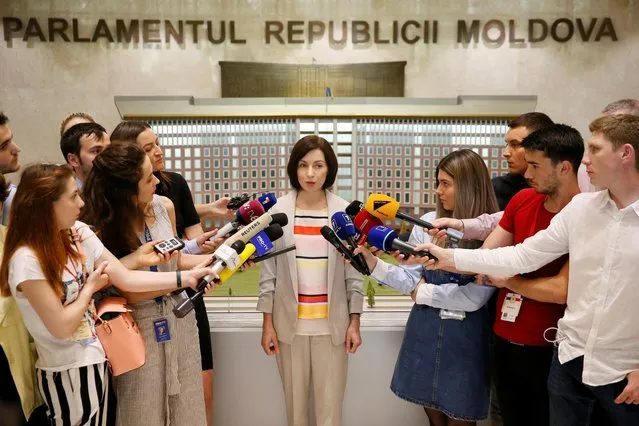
[94,297,146,376]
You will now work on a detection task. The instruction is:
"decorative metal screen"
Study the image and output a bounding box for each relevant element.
[149,117,509,227]
[147,116,510,300]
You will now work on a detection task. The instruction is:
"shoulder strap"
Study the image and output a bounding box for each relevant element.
[69,226,87,276]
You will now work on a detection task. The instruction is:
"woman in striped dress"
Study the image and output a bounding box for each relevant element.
[258,135,365,426]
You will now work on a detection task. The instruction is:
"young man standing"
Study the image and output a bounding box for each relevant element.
[60,122,111,189]
[476,124,582,426]
[418,114,639,426]
[492,112,554,209]
[0,112,21,225]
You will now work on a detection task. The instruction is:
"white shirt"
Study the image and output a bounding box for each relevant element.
[454,191,639,386]
[9,221,106,371]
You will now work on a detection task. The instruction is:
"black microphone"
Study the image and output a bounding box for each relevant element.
[252,245,296,263]
[345,200,364,218]
[320,226,370,276]
[331,212,369,274]
[270,212,289,227]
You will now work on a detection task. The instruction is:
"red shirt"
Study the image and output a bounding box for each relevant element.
[494,188,568,346]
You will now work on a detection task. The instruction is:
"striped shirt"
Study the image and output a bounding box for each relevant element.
[294,207,330,336]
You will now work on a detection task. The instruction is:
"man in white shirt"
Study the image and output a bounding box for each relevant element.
[413,114,639,426]
[0,112,20,226]
[439,99,639,240]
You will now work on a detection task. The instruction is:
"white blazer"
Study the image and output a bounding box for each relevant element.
[257,190,364,346]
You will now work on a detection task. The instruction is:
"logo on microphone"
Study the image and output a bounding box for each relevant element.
[373,200,390,210]
[250,231,273,256]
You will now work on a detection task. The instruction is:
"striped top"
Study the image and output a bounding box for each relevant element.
[294,207,330,336]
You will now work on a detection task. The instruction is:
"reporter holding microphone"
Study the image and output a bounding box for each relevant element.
[0,164,216,426]
[356,149,499,426]
[81,143,214,426]
[257,135,364,426]
[111,121,225,426]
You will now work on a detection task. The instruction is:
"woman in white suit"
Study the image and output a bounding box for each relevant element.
[258,135,365,426]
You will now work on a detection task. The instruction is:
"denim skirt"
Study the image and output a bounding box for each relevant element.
[390,303,491,421]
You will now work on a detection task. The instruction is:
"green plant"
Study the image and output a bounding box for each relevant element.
[366,278,376,308]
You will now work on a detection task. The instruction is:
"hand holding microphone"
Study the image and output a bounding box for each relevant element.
[320,226,370,276]
[365,194,464,246]
[331,212,369,274]
[367,225,438,261]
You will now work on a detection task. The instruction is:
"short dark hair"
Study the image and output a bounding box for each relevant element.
[521,123,584,175]
[0,112,8,126]
[508,112,554,133]
[601,99,639,117]
[60,122,107,161]
[286,135,338,191]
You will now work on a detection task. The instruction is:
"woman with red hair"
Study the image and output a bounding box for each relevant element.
[0,164,215,426]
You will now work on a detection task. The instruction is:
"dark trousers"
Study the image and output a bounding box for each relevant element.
[548,350,639,426]
[492,334,553,426]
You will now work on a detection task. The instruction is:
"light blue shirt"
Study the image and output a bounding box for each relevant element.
[370,211,495,312]
[1,184,16,226]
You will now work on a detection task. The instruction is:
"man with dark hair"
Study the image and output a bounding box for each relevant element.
[0,112,21,225]
[481,111,554,425]
[420,115,639,426]
[492,112,555,209]
[476,124,584,426]
[60,122,110,188]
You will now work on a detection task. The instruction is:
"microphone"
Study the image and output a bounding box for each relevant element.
[367,225,437,260]
[352,210,383,244]
[331,212,361,249]
[208,200,267,241]
[235,200,265,225]
[252,245,296,263]
[217,224,285,283]
[365,194,435,230]
[258,193,277,211]
[320,226,370,276]
[196,240,246,291]
[209,220,241,241]
[215,244,257,284]
[269,212,288,227]
[331,212,369,273]
[172,240,247,318]
[345,200,364,218]
[223,212,273,248]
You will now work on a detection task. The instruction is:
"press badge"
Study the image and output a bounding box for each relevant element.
[440,309,466,321]
[153,319,171,343]
[500,292,523,323]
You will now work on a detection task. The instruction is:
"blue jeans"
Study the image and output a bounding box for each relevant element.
[548,349,639,426]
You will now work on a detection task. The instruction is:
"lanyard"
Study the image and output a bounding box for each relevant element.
[143,224,159,273]
[67,228,87,287]
[144,223,166,305]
